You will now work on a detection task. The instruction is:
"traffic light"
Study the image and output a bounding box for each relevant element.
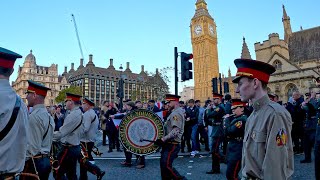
[181,52,193,81]
[116,79,124,98]
[223,82,229,93]
[212,78,218,93]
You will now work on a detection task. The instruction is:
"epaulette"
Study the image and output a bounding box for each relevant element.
[268,101,285,113]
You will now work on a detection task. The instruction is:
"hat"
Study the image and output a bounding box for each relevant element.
[268,93,276,98]
[26,80,51,97]
[212,92,223,100]
[65,92,82,102]
[148,99,155,103]
[165,94,180,102]
[126,101,135,108]
[123,99,132,103]
[232,59,276,83]
[0,47,22,69]
[83,97,95,106]
[231,98,246,109]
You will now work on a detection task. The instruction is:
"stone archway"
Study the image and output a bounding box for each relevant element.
[285,83,298,101]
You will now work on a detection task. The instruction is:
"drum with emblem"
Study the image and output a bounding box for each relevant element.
[119,109,164,155]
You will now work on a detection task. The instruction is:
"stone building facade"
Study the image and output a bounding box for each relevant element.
[179,86,195,103]
[253,5,320,102]
[12,50,70,106]
[66,55,168,106]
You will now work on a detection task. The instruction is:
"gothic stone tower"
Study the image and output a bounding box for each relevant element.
[191,0,219,102]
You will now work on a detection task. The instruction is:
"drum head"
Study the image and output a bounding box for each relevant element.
[119,109,164,155]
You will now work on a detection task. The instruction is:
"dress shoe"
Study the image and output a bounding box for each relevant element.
[117,149,122,152]
[108,149,113,153]
[120,161,132,167]
[136,164,145,169]
[206,169,220,174]
[300,159,311,163]
[181,150,185,153]
[97,171,105,180]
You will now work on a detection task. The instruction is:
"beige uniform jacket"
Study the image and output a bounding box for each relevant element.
[81,109,98,142]
[241,95,294,180]
[0,79,29,173]
[53,106,83,145]
[163,107,185,143]
[26,104,55,158]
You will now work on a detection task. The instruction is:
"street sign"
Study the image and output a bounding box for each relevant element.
[119,109,164,155]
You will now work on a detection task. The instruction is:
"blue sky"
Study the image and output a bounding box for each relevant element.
[1,0,319,93]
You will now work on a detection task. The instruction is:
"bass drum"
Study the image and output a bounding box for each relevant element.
[119,109,164,156]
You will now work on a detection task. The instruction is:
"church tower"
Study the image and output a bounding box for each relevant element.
[191,0,219,102]
[282,5,292,43]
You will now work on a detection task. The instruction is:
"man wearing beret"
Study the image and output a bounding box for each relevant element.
[21,80,55,179]
[53,93,83,179]
[233,59,293,180]
[154,94,186,180]
[0,47,29,180]
[80,98,105,180]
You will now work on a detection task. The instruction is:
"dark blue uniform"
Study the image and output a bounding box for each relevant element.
[224,114,247,180]
[314,99,320,179]
[207,104,225,173]
[301,100,317,163]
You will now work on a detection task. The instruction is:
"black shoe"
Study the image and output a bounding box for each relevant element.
[120,161,132,167]
[97,171,105,180]
[181,150,185,153]
[117,149,122,152]
[300,159,311,163]
[108,149,113,153]
[205,148,210,152]
[206,169,220,174]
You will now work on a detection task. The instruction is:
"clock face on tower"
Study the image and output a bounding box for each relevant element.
[209,24,215,35]
[194,25,202,35]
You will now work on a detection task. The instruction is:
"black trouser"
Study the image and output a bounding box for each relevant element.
[124,148,133,163]
[0,173,15,180]
[102,130,108,145]
[137,156,145,165]
[226,159,241,180]
[181,125,192,152]
[292,124,304,153]
[81,142,94,161]
[108,130,120,150]
[79,143,103,180]
[198,125,209,151]
[20,156,51,180]
[160,143,184,180]
[54,145,80,180]
[303,130,315,161]
[211,137,222,171]
[226,141,243,180]
[315,141,320,180]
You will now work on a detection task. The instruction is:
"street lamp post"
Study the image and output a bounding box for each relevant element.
[118,64,124,112]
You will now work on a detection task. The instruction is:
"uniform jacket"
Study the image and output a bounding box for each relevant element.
[225,114,247,161]
[53,106,83,145]
[81,108,99,142]
[206,104,225,137]
[241,95,294,180]
[0,79,29,173]
[163,107,185,143]
[26,104,55,158]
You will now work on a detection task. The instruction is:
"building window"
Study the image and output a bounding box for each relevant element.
[96,85,100,91]
[101,80,105,86]
[91,79,95,85]
[273,60,282,71]
[96,80,100,85]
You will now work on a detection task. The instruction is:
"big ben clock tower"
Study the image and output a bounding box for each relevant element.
[191,0,219,102]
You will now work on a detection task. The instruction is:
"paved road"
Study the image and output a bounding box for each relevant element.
[49,153,314,180]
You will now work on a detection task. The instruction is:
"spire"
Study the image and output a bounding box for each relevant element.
[300,26,303,31]
[241,37,252,59]
[282,5,288,20]
[282,5,292,43]
[193,0,212,19]
[228,67,231,78]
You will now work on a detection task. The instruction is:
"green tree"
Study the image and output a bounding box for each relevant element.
[55,86,82,103]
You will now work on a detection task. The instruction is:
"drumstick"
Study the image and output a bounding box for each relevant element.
[139,138,156,143]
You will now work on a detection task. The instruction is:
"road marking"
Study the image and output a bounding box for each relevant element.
[188,166,192,168]
[187,173,192,175]
[189,160,193,163]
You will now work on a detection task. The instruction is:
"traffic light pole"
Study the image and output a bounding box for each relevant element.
[174,47,178,96]
[219,73,222,95]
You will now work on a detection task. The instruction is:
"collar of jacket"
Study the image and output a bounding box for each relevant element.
[252,95,270,111]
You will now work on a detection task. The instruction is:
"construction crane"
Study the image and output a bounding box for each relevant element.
[71,14,84,60]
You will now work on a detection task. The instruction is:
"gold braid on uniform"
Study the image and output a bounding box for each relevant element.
[163,127,181,141]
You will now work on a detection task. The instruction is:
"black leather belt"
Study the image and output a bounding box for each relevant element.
[167,141,179,145]
[33,154,49,159]
[229,137,243,142]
